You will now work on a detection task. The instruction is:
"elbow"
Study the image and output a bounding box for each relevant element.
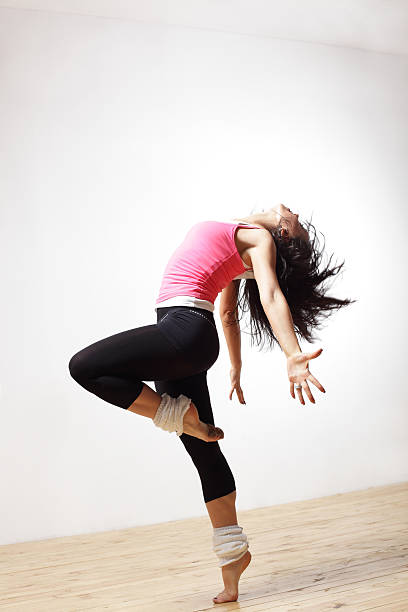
[260,289,281,308]
[220,308,238,322]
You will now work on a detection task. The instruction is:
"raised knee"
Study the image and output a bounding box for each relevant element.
[68,352,88,382]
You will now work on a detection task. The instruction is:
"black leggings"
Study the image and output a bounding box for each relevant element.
[68,305,236,503]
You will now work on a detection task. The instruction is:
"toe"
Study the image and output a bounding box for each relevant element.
[213,594,225,604]
[213,592,237,604]
[207,424,224,440]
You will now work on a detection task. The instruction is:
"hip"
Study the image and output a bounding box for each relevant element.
[157,306,219,359]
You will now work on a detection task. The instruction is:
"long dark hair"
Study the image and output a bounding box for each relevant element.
[229,215,356,351]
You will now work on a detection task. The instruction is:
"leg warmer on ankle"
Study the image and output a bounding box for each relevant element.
[213,524,249,567]
[153,392,191,437]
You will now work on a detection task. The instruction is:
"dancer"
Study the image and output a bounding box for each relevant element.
[68,203,354,604]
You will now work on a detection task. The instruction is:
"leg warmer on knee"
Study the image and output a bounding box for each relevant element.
[213,524,249,567]
[153,392,191,437]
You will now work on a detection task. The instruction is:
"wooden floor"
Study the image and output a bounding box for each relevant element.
[1,482,407,611]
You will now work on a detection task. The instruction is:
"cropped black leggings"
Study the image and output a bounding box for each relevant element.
[68,305,236,503]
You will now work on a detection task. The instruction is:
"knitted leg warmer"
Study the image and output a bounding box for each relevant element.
[213,524,249,567]
[153,392,192,437]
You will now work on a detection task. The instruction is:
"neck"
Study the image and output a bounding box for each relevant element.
[232,212,278,231]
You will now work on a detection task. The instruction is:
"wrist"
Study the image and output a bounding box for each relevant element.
[230,361,242,370]
[286,349,302,359]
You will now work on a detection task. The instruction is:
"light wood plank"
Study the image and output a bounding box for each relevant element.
[1,482,407,611]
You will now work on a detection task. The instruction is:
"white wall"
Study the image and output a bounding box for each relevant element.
[1,7,407,545]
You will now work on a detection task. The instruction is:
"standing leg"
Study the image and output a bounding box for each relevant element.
[154,371,251,604]
[206,490,238,527]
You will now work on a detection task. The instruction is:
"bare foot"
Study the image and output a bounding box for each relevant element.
[182,402,224,442]
[213,550,252,604]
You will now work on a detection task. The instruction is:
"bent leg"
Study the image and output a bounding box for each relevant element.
[68,322,184,409]
[68,322,224,441]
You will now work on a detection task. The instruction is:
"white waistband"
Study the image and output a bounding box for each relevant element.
[155,296,214,312]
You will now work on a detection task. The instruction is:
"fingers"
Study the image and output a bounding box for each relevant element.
[307,347,323,360]
[295,383,313,405]
[295,384,305,405]
[302,380,315,404]
[236,386,246,404]
[238,387,246,404]
[291,380,318,404]
[229,386,246,404]
[307,373,326,393]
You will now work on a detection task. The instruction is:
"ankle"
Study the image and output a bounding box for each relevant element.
[213,525,249,567]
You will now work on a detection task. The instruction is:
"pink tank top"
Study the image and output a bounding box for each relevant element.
[155,221,261,310]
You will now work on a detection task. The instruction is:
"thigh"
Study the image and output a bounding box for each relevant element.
[70,322,206,383]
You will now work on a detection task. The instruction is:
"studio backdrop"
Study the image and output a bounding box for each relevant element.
[1,5,407,545]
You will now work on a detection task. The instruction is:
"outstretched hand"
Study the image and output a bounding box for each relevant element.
[287,348,326,405]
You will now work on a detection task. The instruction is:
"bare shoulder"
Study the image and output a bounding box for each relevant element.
[234,224,275,269]
[235,225,272,251]
[252,227,274,243]
[245,228,276,267]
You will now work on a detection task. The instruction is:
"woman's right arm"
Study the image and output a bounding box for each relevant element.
[219,281,246,404]
[219,280,242,369]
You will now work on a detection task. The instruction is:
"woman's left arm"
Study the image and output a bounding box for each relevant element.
[262,293,325,404]
[261,290,301,358]
[249,229,326,404]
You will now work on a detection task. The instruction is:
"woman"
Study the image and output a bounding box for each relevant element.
[68,203,354,604]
